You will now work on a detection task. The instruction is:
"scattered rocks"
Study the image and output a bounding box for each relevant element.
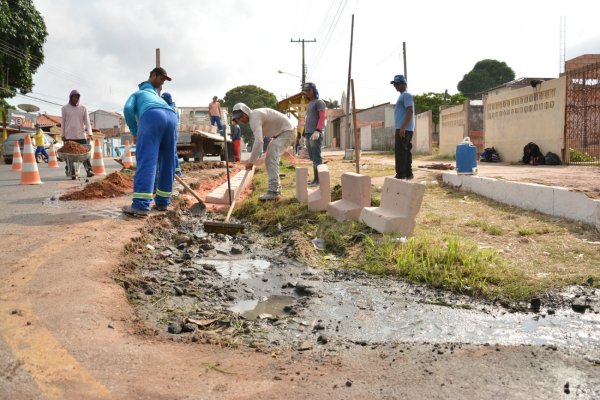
[168,323,183,334]
[571,297,588,313]
[530,298,541,312]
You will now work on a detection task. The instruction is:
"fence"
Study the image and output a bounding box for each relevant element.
[565,62,600,166]
[370,126,395,151]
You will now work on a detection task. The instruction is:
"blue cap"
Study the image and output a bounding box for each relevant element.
[390,75,407,84]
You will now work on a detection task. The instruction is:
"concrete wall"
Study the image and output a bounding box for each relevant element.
[360,125,372,150]
[483,76,566,162]
[415,110,433,155]
[90,111,122,131]
[439,103,467,156]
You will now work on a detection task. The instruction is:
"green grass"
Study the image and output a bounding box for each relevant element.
[358,234,532,300]
[465,220,505,236]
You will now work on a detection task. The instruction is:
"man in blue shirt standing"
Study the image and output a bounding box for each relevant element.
[122,67,178,217]
[391,74,414,180]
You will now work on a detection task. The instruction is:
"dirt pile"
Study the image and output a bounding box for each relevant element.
[57,141,89,154]
[280,150,311,165]
[59,172,134,201]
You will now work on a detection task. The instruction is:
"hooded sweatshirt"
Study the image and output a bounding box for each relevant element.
[123,81,176,135]
[61,89,92,140]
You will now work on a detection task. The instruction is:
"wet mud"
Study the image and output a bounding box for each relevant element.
[117,208,600,359]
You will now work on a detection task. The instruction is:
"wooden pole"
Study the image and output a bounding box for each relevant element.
[155,48,160,68]
[351,79,359,173]
[344,14,354,153]
[402,42,407,80]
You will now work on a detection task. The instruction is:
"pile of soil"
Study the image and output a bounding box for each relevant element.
[60,172,134,201]
[57,141,89,154]
[281,150,311,165]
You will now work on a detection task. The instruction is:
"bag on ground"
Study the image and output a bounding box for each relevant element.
[480,147,501,162]
[544,152,562,165]
[522,142,545,165]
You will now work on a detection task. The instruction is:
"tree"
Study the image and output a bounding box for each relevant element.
[413,91,467,131]
[457,59,515,99]
[0,0,48,99]
[223,85,278,144]
[324,98,339,109]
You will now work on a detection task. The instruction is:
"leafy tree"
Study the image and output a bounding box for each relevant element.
[413,91,467,130]
[223,85,278,144]
[324,98,339,109]
[0,0,48,98]
[457,59,515,99]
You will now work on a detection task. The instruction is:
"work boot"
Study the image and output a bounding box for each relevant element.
[259,191,280,201]
[152,204,168,211]
[86,170,95,178]
[122,205,149,218]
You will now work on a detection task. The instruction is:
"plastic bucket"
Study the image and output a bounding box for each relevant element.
[456,137,478,174]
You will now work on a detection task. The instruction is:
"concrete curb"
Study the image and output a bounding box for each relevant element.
[442,172,600,231]
[206,168,254,204]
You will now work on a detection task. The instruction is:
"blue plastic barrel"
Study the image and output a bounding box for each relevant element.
[456,137,478,174]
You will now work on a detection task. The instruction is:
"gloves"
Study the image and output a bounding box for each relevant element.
[310,131,321,141]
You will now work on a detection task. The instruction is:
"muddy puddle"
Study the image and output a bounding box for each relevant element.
[120,212,600,356]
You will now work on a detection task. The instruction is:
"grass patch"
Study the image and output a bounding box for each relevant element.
[359,234,534,300]
[465,220,505,236]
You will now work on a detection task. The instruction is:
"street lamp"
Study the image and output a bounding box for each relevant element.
[278,70,303,90]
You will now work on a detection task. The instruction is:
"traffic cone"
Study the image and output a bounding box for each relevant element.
[47,143,59,168]
[91,138,106,176]
[11,141,22,171]
[20,135,42,185]
[122,140,134,168]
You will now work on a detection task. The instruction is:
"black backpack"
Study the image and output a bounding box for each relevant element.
[544,152,561,165]
[480,147,501,162]
[523,142,545,165]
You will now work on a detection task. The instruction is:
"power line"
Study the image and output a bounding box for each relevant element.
[0,38,98,89]
[310,0,348,75]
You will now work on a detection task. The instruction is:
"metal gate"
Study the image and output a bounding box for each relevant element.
[565,62,600,166]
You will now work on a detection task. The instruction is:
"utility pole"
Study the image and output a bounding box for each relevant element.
[290,38,316,89]
[345,14,354,153]
[402,42,407,80]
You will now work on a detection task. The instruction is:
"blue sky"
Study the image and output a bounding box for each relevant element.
[8,0,600,116]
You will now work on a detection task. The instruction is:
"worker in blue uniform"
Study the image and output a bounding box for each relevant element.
[122,67,178,217]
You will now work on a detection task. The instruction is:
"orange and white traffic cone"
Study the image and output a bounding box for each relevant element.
[91,138,106,176]
[11,141,22,171]
[122,140,134,168]
[20,135,42,185]
[47,143,59,168]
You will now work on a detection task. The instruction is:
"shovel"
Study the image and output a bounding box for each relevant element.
[175,174,206,212]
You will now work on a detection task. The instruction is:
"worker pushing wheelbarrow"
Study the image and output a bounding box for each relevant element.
[57,141,93,180]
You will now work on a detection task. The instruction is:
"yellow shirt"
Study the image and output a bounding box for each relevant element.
[32,129,45,146]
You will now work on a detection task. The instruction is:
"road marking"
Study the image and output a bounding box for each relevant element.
[0,223,112,399]
[0,304,111,399]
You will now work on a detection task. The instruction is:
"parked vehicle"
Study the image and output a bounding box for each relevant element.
[2,132,63,164]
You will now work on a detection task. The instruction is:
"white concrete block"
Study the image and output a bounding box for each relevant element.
[359,178,425,235]
[308,164,331,211]
[327,172,371,221]
[296,167,308,203]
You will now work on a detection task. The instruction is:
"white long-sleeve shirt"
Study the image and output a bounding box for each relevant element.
[247,108,295,163]
[61,104,92,140]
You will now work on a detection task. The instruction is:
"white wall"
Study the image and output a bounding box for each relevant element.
[483,76,566,162]
[439,103,467,156]
[415,110,433,155]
